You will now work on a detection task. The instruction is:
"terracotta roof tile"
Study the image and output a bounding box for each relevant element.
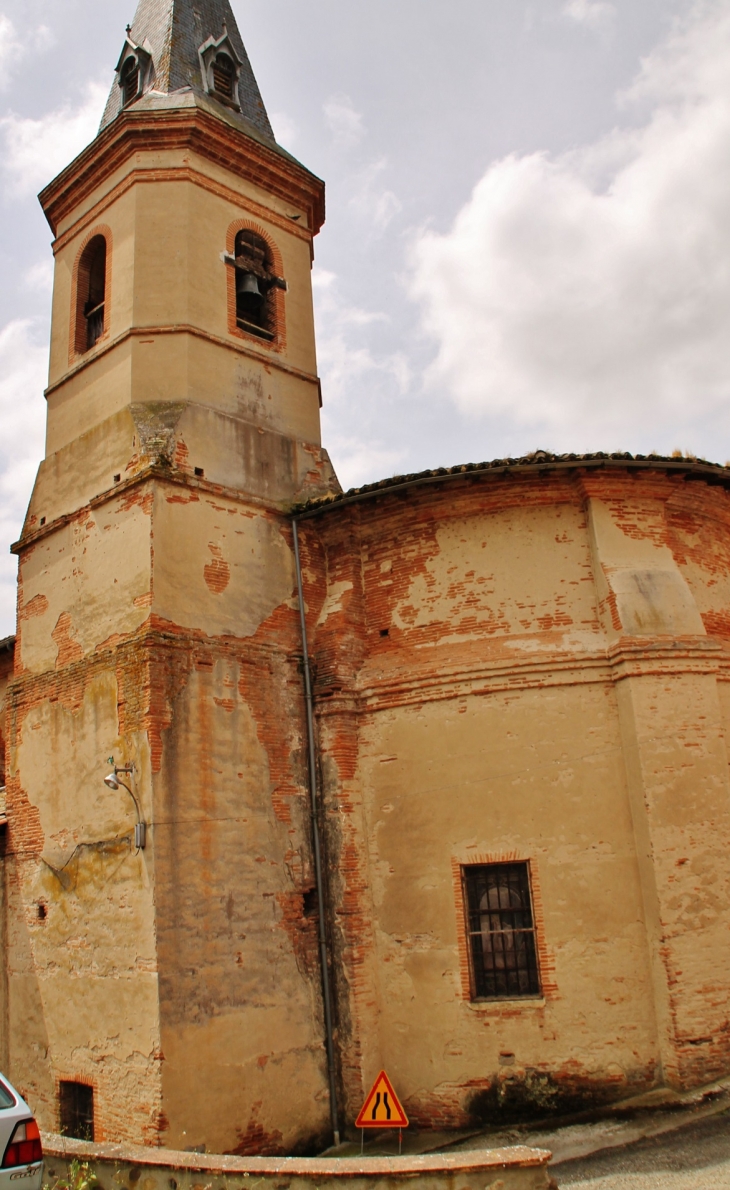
[295,450,730,518]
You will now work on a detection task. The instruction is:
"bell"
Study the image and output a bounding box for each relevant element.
[236,270,263,319]
[236,271,262,297]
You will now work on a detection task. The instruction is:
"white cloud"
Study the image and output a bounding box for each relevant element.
[270,110,298,150]
[562,0,616,31]
[322,432,408,493]
[0,14,18,75]
[349,158,402,233]
[324,93,365,149]
[0,16,53,90]
[408,1,730,456]
[312,267,409,402]
[314,268,409,402]
[23,259,54,294]
[0,81,107,196]
[0,320,47,637]
[313,268,410,487]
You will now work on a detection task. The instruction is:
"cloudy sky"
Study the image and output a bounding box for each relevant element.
[0,0,728,635]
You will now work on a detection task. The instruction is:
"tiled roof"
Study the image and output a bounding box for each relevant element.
[100,0,274,141]
[0,635,14,654]
[295,450,730,519]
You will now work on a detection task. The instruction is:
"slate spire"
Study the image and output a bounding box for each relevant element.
[101,0,274,141]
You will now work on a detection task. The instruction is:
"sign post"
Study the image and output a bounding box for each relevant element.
[355,1070,409,1155]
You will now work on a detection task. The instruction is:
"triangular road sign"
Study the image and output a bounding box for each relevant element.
[355,1070,409,1129]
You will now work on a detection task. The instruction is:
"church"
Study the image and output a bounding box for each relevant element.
[3,0,730,1159]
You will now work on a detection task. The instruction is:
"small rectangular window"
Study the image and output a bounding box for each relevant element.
[463,862,541,1000]
[59,1081,94,1141]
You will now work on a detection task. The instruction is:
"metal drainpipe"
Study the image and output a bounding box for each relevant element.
[292,518,341,1148]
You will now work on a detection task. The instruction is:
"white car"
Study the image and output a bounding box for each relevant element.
[0,1076,43,1190]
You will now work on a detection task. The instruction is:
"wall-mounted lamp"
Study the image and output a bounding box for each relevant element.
[104,759,146,850]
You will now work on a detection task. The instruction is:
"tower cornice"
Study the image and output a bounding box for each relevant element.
[39,102,325,238]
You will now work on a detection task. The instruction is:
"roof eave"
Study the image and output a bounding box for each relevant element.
[293,453,730,520]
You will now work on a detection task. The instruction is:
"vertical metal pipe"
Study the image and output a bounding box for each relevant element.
[292,519,341,1147]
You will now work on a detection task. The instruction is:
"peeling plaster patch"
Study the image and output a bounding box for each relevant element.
[17,503,152,672]
[20,594,49,620]
[203,545,231,594]
[315,579,353,626]
[131,403,186,466]
[17,670,126,868]
[153,494,294,638]
[392,505,595,643]
[51,612,83,668]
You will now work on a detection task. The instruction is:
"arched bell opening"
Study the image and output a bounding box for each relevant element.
[233,229,281,341]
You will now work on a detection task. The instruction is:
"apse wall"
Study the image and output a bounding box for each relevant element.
[300,458,730,1126]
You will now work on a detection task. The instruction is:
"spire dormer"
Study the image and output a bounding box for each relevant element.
[114,31,154,108]
[198,24,243,109]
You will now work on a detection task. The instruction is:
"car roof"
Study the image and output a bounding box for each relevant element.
[0,1074,30,1116]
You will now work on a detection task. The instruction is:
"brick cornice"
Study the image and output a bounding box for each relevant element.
[311,635,725,715]
[39,107,325,238]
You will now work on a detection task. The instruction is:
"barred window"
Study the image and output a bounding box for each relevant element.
[463,862,541,1000]
[59,1081,94,1141]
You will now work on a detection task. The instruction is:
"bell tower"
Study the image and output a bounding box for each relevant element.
[5,0,339,1155]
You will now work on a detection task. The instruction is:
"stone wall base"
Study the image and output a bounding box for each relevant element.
[41,1135,553,1190]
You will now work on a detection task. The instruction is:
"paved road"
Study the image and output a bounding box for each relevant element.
[553,1106,730,1188]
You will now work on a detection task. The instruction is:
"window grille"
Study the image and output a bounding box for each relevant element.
[463,862,541,999]
[212,53,235,99]
[121,56,139,106]
[59,1081,94,1141]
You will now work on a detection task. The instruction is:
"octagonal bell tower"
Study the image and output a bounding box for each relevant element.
[4,0,339,1155]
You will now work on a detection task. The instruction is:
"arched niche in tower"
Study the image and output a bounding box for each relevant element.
[71,228,112,358]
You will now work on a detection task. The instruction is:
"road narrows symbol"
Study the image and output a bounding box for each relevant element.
[356,1071,408,1129]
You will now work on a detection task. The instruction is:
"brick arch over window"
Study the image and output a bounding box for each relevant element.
[70,225,113,361]
[226,220,286,353]
[451,853,557,1003]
